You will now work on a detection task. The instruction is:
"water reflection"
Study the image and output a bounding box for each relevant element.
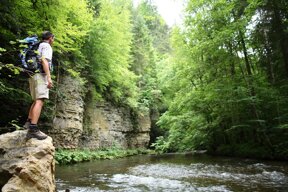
[56,154,288,192]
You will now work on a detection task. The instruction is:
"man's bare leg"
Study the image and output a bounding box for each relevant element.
[28,101,36,120]
[30,99,44,124]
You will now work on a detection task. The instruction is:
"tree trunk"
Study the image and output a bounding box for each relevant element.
[263,35,275,84]
[238,29,263,142]
[239,30,252,76]
[227,42,236,77]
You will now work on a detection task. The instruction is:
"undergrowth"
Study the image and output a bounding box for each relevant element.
[55,148,154,165]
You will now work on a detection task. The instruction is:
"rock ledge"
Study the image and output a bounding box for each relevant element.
[0,130,55,192]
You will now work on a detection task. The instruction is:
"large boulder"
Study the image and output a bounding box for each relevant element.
[0,130,55,192]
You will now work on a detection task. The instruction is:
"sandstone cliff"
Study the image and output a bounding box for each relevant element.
[0,130,55,192]
[49,75,85,149]
[49,75,151,149]
[80,101,150,149]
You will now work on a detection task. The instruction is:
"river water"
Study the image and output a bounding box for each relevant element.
[56,153,288,192]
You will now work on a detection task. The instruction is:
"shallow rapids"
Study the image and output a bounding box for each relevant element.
[56,154,288,192]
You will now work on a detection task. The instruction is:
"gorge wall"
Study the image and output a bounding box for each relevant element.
[49,75,85,149]
[80,100,150,149]
[49,75,151,149]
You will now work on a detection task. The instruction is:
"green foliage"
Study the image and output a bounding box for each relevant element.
[0,0,152,125]
[131,1,171,145]
[1,0,287,161]
[8,119,22,130]
[84,0,138,107]
[151,136,170,153]
[55,148,152,165]
[136,0,170,53]
[132,0,170,102]
[0,0,93,125]
[1,64,21,75]
[154,0,288,159]
[0,0,169,128]
[215,143,274,159]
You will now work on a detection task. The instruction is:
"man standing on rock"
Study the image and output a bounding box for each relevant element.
[24,31,54,140]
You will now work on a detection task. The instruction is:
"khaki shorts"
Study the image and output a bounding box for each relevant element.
[29,73,49,100]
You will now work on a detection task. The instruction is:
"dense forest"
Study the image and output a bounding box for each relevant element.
[0,0,287,160]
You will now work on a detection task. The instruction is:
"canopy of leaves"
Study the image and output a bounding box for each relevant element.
[156,0,288,159]
[84,0,138,107]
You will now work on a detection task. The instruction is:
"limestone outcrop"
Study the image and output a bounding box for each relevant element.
[0,130,55,192]
[49,75,85,149]
[49,75,151,149]
[80,101,151,149]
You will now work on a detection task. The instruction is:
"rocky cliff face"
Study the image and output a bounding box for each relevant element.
[0,130,55,192]
[49,75,151,149]
[80,101,150,149]
[49,75,85,149]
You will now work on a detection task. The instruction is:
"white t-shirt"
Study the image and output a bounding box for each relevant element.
[38,42,53,67]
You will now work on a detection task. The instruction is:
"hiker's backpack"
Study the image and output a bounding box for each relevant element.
[18,35,41,72]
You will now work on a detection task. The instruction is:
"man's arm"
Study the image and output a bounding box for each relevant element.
[41,57,53,89]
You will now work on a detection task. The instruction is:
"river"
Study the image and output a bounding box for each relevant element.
[56,153,288,192]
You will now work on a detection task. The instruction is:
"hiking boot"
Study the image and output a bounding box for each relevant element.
[26,125,47,140]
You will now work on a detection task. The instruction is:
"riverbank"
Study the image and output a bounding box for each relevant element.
[209,143,288,161]
[55,148,154,165]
